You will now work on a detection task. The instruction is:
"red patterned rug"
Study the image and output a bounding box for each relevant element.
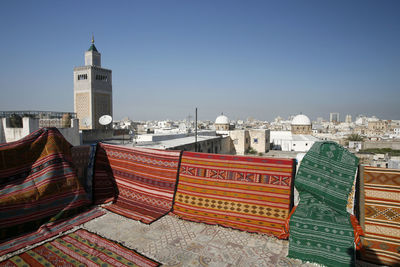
[360,166,400,266]
[0,229,160,267]
[172,152,295,237]
[0,208,105,257]
[93,143,181,223]
[0,128,90,241]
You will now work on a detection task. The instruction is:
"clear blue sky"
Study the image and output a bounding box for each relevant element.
[0,0,399,122]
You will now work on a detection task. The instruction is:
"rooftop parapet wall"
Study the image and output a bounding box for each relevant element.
[0,117,80,146]
[363,140,400,150]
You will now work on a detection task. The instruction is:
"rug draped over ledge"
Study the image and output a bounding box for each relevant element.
[172,151,295,237]
[360,166,400,266]
[93,143,181,223]
[287,141,359,267]
[0,128,90,241]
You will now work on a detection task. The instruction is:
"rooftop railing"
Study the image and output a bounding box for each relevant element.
[0,111,77,119]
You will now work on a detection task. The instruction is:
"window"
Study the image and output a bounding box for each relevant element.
[253,138,258,144]
[96,74,108,81]
[233,139,238,145]
[77,74,88,80]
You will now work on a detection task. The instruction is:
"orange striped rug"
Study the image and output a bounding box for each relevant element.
[93,143,181,224]
[360,166,400,266]
[172,152,295,237]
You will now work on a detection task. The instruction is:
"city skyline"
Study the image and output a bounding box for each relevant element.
[0,0,399,121]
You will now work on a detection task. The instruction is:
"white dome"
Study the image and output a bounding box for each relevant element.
[215,114,229,124]
[291,114,311,126]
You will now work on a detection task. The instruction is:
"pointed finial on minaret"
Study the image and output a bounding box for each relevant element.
[91,33,94,44]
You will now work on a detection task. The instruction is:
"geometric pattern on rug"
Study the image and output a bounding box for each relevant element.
[93,143,181,223]
[179,151,295,184]
[173,151,295,237]
[360,166,400,267]
[82,212,315,267]
[288,141,359,267]
[0,208,105,257]
[0,229,160,267]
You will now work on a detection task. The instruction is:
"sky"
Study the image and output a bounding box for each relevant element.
[0,0,399,122]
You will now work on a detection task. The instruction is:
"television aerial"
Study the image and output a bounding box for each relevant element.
[99,115,113,126]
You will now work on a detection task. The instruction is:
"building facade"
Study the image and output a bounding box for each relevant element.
[74,37,112,130]
[291,114,312,134]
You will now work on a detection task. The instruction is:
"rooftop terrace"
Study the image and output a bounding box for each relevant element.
[0,128,394,266]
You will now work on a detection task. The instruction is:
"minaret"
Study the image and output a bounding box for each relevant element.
[85,35,101,67]
[74,36,113,130]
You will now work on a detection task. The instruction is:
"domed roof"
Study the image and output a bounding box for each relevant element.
[291,114,311,125]
[215,114,229,124]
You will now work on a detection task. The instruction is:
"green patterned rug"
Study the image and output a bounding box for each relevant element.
[288,141,359,267]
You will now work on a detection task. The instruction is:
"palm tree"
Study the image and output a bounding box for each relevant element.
[346,133,364,141]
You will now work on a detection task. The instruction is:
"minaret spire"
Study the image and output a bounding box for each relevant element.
[91,34,94,44]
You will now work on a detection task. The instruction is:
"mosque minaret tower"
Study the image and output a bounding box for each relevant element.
[73,36,112,130]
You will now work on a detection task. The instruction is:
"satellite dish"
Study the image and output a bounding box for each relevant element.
[82,117,91,127]
[99,115,112,126]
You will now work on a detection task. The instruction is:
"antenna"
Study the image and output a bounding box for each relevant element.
[99,115,112,126]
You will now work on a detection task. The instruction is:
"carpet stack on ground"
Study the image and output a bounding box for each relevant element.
[172,151,295,237]
[0,128,89,241]
[360,166,400,266]
[93,143,181,223]
[287,141,359,267]
[0,229,160,267]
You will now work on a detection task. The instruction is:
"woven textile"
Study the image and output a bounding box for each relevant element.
[0,229,160,267]
[360,166,400,266]
[71,144,97,201]
[172,151,295,237]
[0,128,89,241]
[93,143,181,223]
[287,141,359,267]
[0,208,105,257]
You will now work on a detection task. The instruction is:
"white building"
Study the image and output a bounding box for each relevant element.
[270,114,319,152]
[74,36,112,130]
[215,114,230,135]
[0,115,80,146]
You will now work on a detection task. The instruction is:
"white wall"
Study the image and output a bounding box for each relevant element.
[0,117,80,146]
[58,119,80,146]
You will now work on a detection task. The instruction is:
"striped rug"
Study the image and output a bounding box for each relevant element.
[0,128,90,241]
[93,143,181,223]
[0,208,105,257]
[360,166,400,266]
[172,151,295,237]
[0,229,160,267]
[71,144,97,201]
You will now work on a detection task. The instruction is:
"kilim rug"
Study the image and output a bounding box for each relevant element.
[93,143,181,223]
[287,141,359,267]
[0,208,105,257]
[172,151,295,237]
[0,128,90,241]
[359,166,400,266]
[0,229,160,267]
[71,144,97,201]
